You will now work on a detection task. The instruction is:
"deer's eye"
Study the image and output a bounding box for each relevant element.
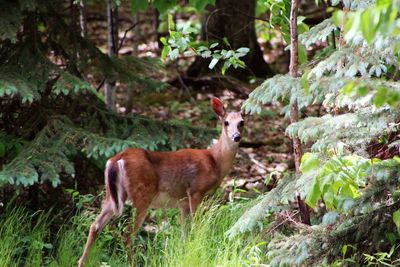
[224,121,229,126]
[238,121,244,127]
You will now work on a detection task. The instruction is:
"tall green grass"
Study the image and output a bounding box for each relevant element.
[0,208,27,266]
[131,198,266,267]
[0,207,52,267]
[0,196,266,267]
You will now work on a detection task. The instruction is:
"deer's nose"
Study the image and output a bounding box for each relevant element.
[233,133,241,142]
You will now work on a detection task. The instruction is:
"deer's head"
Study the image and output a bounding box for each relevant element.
[211,97,244,143]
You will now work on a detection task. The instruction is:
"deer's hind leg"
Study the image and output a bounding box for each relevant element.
[78,199,117,267]
[124,173,158,246]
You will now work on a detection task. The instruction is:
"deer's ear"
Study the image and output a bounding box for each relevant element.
[211,97,225,118]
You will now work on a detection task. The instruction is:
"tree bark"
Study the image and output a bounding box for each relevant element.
[289,0,310,225]
[105,0,118,112]
[79,0,87,38]
[124,12,141,114]
[187,0,272,80]
[289,0,302,172]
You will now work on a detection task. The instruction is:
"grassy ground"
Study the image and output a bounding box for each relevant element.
[0,195,266,267]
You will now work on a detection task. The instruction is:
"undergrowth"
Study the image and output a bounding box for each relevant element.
[0,195,266,267]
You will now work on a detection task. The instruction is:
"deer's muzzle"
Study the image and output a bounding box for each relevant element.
[232,133,241,142]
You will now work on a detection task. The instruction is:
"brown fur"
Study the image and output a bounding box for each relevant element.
[78,98,243,267]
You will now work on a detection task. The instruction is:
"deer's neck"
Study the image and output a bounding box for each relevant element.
[210,130,239,179]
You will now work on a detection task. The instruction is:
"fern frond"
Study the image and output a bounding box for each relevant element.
[242,75,314,116]
[286,107,399,153]
[300,18,337,49]
[308,46,396,79]
[227,175,294,238]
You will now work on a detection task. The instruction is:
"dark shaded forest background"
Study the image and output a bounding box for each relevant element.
[1,0,400,266]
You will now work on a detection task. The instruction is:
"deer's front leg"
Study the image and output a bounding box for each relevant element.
[179,191,202,236]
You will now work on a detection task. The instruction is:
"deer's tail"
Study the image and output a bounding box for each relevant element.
[105,160,124,216]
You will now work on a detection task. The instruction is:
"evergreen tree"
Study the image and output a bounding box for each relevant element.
[0,1,216,189]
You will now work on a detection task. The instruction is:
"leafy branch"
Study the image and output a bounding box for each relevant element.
[160,14,250,74]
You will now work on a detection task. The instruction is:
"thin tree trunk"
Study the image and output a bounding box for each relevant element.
[79,0,87,38]
[105,0,118,112]
[289,0,310,225]
[289,0,302,172]
[125,13,141,114]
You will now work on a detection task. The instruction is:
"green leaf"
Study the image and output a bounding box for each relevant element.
[342,245,348,257]
[374,86,388,107]
[167,13,176,31]
[161,45,171,59]
[236,47,249,54]
[221,61,230,75]
[160,37,168,45]
[301,69,310,94]
[169,48,179,60]
[153,0,176,14]
[131,0,148,15]
[342,81,357,95]
[393,209,400,230]
[223,37,230,46]
[209,42,219,49]
[361,9,376,44]
[385,232,398,246]
[43,243,53,249]
[300,152,321,173]
[356,85,368,96]
[200,50,211,58]
[332,10,344,26]
[306,179,321,209]
[323,191,335,209]
[298,44,308,64]
[208,58,219,69]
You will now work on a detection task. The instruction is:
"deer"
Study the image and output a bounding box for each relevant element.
[78,97,244,267]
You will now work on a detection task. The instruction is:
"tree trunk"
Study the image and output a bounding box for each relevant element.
[187,0,272,80]
[289,0,302,173]
[124,12,141,114]
[79,0,87,38]
[105,0,118,112]
[289,0,310,225]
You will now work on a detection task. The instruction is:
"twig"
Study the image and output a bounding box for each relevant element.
[266,211,310,234]
[96,79,105,91]
[176,70,194,102]
[248,153,267,171]
[232,7,269,22]
[204,8,226,43]
[117,19,150,52]
[266,216,292,234]
[228,21,253,39]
